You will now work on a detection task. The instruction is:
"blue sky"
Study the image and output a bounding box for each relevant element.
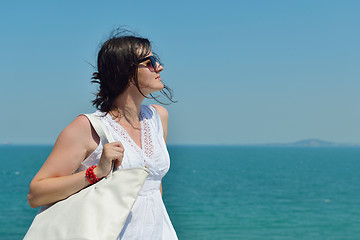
[1,0,359,145]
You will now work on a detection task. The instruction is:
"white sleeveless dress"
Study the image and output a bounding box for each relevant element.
[76,105,178,240]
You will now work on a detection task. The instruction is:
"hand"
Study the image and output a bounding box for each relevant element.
[94,141,124,178]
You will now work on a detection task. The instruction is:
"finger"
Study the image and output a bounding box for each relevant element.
[113,148,124,159]
[110,141,124,148]
[113,146,124,153]
[110,153,123,169]
[113,159,122,169]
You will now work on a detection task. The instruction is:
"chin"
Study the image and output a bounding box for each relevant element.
[154,83,164,91]
[144,84,164,95]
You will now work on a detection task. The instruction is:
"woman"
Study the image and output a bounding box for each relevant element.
[27,31,178,239]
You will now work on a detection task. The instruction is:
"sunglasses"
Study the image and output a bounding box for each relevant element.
[138,56,159,70]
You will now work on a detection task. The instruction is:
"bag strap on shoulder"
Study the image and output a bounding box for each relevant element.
[83,114,114,144]
[83,113,117,176]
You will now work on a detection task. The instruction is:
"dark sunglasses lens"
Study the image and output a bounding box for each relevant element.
[150,56,157,69]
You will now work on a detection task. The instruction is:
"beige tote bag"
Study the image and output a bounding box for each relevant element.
[24,113,149,240]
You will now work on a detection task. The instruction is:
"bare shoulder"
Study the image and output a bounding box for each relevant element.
[151,104,169,122]
[59,115,94,143]
[52,115,99,158]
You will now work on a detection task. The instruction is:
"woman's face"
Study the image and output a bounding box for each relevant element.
[136,53,164,95]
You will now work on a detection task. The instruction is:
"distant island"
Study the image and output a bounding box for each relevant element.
[262,139,360,147]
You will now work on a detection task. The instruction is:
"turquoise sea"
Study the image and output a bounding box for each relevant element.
[1,145,360,239]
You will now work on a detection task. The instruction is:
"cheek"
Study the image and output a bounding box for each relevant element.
[137,71,152,87]
[136,70,146,81]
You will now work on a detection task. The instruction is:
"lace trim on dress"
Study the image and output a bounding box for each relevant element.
[141,111,154,159]
[104,107,154,161]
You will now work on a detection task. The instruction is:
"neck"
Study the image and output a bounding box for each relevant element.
[110,88,145,124]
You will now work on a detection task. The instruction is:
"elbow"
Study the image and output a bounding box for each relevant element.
[27,182,41,208]
[27,191,40,208]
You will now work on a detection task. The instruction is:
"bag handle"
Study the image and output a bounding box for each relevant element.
[84,114,114,144]
[83,113,116,177]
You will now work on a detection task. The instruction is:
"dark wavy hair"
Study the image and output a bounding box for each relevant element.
[91,30,175,113]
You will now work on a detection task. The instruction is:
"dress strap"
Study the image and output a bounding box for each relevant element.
[83,114,114,144]
[147,105,164,136]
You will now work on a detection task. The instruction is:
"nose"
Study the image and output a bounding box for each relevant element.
[155,63,164,73]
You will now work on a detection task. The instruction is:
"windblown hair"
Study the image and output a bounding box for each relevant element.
[91,30,175,113]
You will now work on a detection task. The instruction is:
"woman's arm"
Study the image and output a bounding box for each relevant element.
[27,115,97,208]
[27,115,124,208]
